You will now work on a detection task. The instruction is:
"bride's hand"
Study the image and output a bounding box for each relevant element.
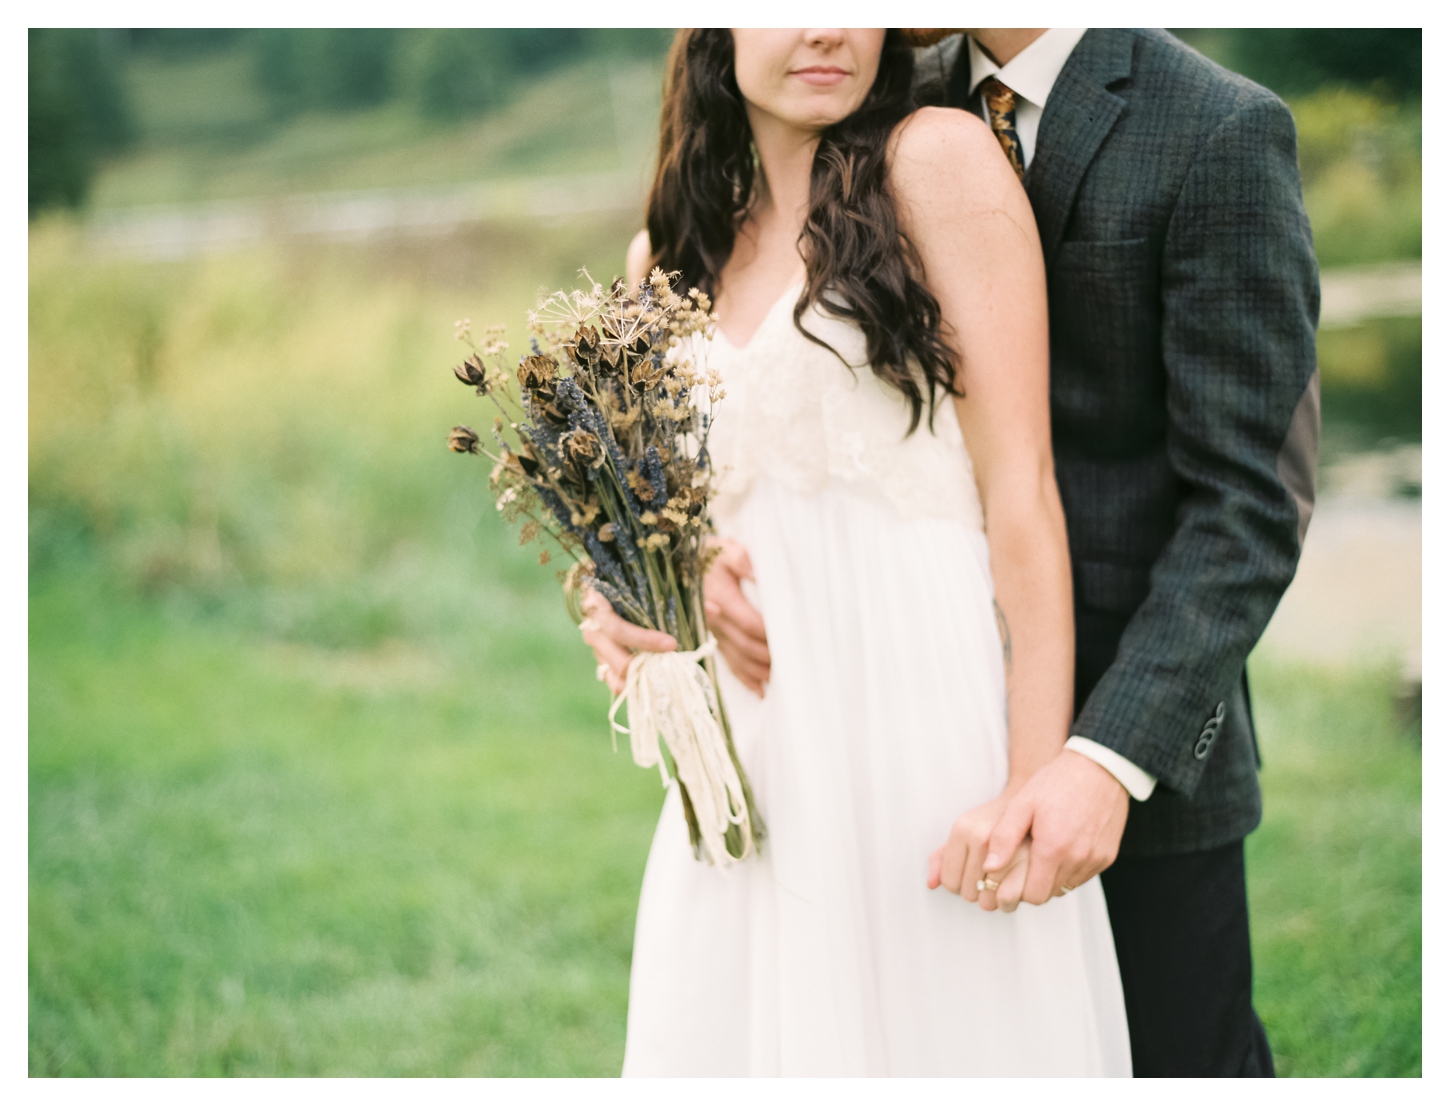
[704,538,771,697]
[580,587,677,696]
[927,791,1030,908]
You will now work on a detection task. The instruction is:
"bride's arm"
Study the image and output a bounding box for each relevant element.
[891,109,1072,788]
[891,109,1121,909]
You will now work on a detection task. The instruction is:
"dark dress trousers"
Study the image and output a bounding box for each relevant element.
[928,29,1321,1075]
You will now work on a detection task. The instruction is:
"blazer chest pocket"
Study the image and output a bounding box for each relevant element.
[1075,558,1152,616]
[1052,237,1153,293]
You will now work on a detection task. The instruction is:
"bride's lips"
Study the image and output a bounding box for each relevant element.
[791,66,850,86]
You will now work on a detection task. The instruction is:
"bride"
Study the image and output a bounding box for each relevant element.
[583,28,1131,1076]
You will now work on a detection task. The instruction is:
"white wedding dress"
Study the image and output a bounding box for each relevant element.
[621,284,1132,1077]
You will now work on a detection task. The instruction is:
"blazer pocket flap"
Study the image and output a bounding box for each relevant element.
[1053,237,1150,273]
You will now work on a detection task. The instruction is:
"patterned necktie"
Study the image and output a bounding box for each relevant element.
[980,76,1026,179]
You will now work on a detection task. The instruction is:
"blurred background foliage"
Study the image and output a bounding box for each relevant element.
[29,28,673,211]
[30,29,1419,1076]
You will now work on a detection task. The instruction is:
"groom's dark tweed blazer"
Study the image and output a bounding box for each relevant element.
[929,29,1321,857]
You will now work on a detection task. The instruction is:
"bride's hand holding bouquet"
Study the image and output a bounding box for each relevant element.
[446,269,765,867]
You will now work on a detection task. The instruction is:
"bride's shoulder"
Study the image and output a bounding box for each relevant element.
[887,107,1020,210]
[626,229,651,289]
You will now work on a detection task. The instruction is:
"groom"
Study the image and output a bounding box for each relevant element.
[708,29,1321,1077]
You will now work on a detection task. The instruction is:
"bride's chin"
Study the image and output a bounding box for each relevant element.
[784,107,858,132]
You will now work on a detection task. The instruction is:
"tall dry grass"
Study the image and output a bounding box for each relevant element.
[29,215,639,645]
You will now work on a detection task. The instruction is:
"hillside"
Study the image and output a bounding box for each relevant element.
[91,48,665,210]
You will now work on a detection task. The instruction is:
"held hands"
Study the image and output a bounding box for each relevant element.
[929,748,1130,912]
[580,537,772,697]
[928,789,1031,906]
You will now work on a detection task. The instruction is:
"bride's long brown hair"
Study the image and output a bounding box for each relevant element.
[644,29,960,434]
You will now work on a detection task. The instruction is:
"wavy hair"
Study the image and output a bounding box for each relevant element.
[644,29,960,433]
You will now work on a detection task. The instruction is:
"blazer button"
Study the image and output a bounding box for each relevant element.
[1194,701,1226,760]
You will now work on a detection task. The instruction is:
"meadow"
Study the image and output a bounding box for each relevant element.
[28,213,1422,1077]
[30,29,1423,1078]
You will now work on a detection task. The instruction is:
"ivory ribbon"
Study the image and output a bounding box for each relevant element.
[610,636,756,866]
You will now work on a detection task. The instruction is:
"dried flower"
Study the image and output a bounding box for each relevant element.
[518,355,557,392]
[454,353,488,394]
[448,425,480,454]
[562,429,602,465]
[442,269,759,864]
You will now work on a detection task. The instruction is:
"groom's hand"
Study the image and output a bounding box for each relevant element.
[704,538,771,696]
[982,749,1130,911]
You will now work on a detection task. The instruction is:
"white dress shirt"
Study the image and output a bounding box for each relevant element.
[964,29,1087,171]
[967,28,1158,802]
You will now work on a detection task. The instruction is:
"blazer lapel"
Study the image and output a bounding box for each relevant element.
[1024,29,1135,269]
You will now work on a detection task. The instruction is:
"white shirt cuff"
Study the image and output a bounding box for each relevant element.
[1064,736,1158,801]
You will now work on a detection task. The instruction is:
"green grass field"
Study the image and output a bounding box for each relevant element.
[29,564,662,1076]
[27,569,1423,1076]
[28,219,1420,1077]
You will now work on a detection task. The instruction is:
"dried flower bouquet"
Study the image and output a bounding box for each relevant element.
[447,270,763,865]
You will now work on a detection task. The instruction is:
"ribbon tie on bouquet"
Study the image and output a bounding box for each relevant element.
[609,636,757,866]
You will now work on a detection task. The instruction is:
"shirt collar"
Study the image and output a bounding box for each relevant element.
[967,28,1089,109]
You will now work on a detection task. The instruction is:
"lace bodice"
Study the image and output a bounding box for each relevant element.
[702,283,984,530]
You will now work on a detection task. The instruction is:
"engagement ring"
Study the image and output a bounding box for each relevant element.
[977,878,1000,892]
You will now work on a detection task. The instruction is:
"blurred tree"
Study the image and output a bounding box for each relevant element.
[397,29,653,121]
[584,28,677,58]
[113,29,675,132]
[28,28,133,216]
[1234,29,1420,99]
[254,29,399,115]
[1172,29,1421,100]
[125,29,243,57]
[313,29,397,108]
[253,28,304,112]
[501,28,588,72]
[401,30,512,120]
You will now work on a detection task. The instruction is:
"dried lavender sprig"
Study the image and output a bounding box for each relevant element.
[581,528,626,589]
[535,483,581,536]
[643,446,668,507]
[583,574,651,627]
[580,399,644,519]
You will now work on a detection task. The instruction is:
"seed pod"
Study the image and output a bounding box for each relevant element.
[503,447,541,477]
[563,429,602,464]
[453,353,488,393]
[518,355,557,392]
[448,425,480,454]
[574,325,601,364]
